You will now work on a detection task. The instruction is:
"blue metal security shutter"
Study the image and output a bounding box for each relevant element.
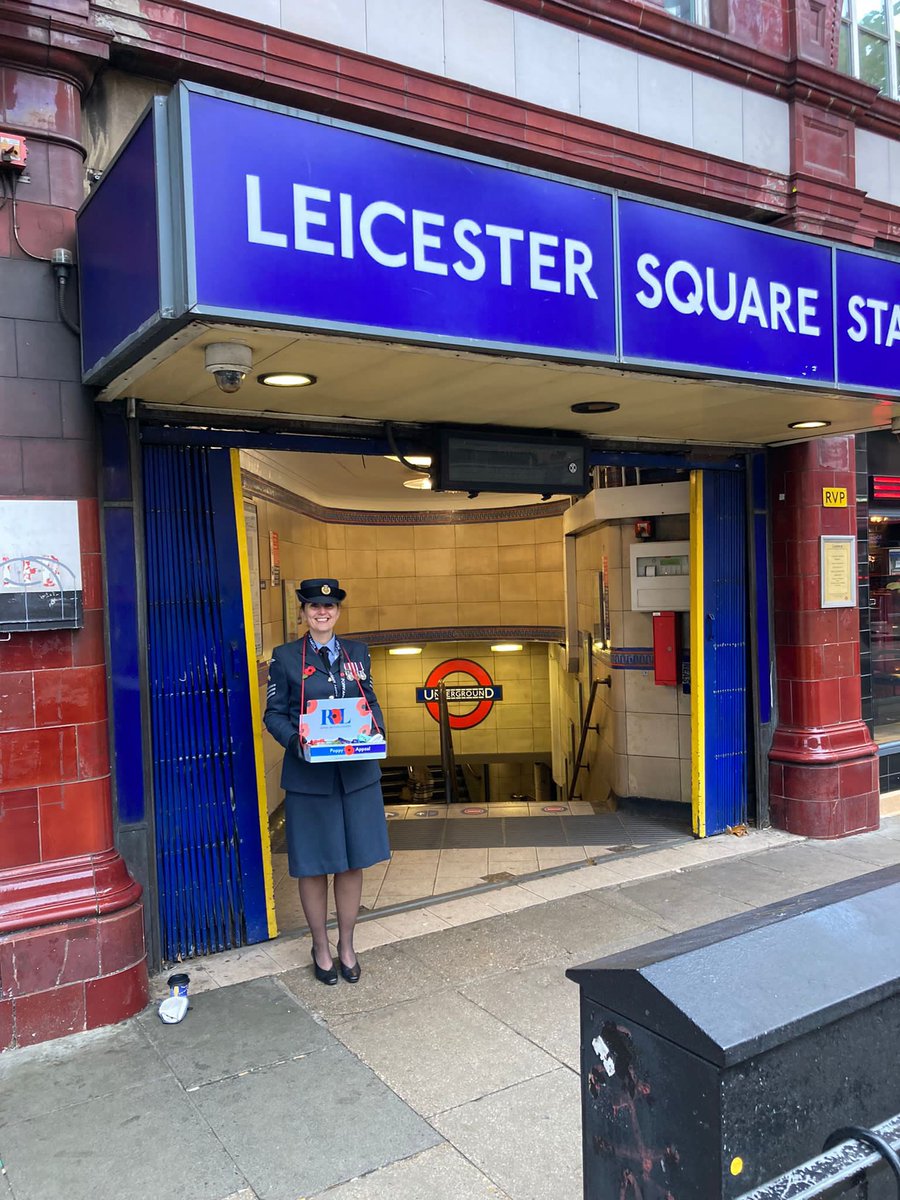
[143,444,269,961]
[702,469,749,835]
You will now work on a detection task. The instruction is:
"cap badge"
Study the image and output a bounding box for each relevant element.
[321,584,331,595]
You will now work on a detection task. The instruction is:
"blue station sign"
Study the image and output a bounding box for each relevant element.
[78,81,900,398]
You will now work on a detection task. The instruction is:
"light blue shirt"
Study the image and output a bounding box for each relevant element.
[309,634,340,667]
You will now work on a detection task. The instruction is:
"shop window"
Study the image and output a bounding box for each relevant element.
[869,509,900,740]
[662,0,709,22]
[838,0,899,99]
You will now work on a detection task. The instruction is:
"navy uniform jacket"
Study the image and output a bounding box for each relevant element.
[263,637,385,796]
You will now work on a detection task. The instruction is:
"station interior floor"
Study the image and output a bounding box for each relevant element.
[271,798,692,935]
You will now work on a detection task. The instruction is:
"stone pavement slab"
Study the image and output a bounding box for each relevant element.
[0,1076,247,1200]
[677,856,819,907]
[0,1022,168,1125]
[460,953,581,1070]
[813,829,900,867]
[137,974,330,1089]
[189,1042,441,1200]
[610,870,756,933]
[433,1067,582,1200]
[331,988,558,1117]
[395,910,559,987]
[308,1143,511,1199]
[279,940,447,1019]
[500,887,671,961]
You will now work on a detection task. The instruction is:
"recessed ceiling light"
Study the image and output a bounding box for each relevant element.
[389,646,423,655]
[788,419,831,429]
[402,476,433,490]
[385,454,433,468]
[491,643,523,652]
[257,373,317,387]
[570,401,620,414]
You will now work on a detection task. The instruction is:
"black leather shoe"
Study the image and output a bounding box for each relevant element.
[337,941,361,984]
[311,945,338,986]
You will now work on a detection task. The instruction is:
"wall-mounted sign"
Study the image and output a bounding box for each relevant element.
[269,530,281,586]
[822,486,848,507]
[416,658,503,729]
[0,500,83,632]
[78,81,900,399]
[820,535,857,608]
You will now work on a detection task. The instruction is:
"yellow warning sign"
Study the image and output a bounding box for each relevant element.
[822,487,847,507]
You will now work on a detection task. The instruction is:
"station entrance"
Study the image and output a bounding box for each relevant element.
[101,382,763,967]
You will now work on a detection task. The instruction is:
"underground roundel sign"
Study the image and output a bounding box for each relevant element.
[415,658,504,729]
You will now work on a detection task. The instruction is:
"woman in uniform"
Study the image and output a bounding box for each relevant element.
[264,578,389,984]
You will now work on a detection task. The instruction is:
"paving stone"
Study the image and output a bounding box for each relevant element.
[307,1143,510,1198]
[280,940,446,1019]
[332,989,557,1117]
[189,1043,440,1200]
[813,833,900,869]
[502,888,670,961]
[433,1067,582,1200]
[612,872,755,933]
[396,910,558,987]
[0,1077,246,1200]
[461,954,581,1069]
[761,843,885,889]
[672,857,808,907]
[137,975,330,1089]
[0,1022,168,1125]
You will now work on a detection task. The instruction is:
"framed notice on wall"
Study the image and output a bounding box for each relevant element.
[820,535,856,608]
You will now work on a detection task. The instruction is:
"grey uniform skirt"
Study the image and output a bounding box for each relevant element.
[284,773,391,877]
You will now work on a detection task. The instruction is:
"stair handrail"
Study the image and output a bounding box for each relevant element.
[437,681,460,804]
[566,675,611,804]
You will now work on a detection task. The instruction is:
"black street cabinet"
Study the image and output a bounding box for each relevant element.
[566,864,900,1199]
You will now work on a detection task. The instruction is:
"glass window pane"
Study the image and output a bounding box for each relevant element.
[893,0,900,32]
[839,19,853,73]
[869,514,900,739]
[842,0,850,15]
[859,30,890,91]
[664,0,695,19]
[859,0,888,34]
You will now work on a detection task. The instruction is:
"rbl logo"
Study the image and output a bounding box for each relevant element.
[321,707,350,727]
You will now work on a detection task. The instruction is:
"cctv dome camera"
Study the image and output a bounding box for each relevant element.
[204,342,252,394]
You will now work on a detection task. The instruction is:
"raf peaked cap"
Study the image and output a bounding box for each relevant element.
[296,578,346,604]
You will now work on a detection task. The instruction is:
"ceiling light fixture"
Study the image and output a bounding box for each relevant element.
[257,372,317,387]
[788,419,830,430]
[570,401,620,414]
[388,646,423,655]
[491,643,523,652]
[402,477,433,490]
[385,454,433,468]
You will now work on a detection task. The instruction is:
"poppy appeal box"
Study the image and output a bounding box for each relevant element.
[300,698,387,762]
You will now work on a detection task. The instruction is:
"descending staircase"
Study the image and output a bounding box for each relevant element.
[381,764,471,806]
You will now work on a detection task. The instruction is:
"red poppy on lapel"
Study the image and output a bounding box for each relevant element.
[303,666,316,678]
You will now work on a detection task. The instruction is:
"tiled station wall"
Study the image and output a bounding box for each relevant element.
[244,473,561,814]
[564,514,692,807]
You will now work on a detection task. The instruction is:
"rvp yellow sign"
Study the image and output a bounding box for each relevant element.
[823,487,848,507]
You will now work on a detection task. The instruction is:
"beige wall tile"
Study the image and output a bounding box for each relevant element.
[459,573,500,601]
[497,519,535,545]
[499,543,536,573]
[376,549,416,578]
[386,705,426,732]
[416,547,457,576]
[379,605,411,630]
[458,546,499,574]
[376,525,416,550]
[414,524,456,549]
[493,652,531,681]
[536,601,561,626]
[535,540,563,572]
[458,726,499,753]
[387,731,427,757]
[627,754,682,803]
[625,668,678,715]
[500,601,538,624]
[378,652,424,683]
[417,602,460,626]
[499,572,537,601]
[346,605,379,631]
[626,712,679,758]
[496,703,534,728]
[498,728,539,752]
[458,601,502,625]
[534,516,562,543]
[326,523,346,549]
[416,575,458,603]
[345,525,374,550]
[455,523,498,548]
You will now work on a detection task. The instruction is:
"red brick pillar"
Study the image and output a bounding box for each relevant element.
[0,24,148,1049]
[768,436,879,838]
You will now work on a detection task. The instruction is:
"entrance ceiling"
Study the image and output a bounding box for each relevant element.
[105,322,897,448]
